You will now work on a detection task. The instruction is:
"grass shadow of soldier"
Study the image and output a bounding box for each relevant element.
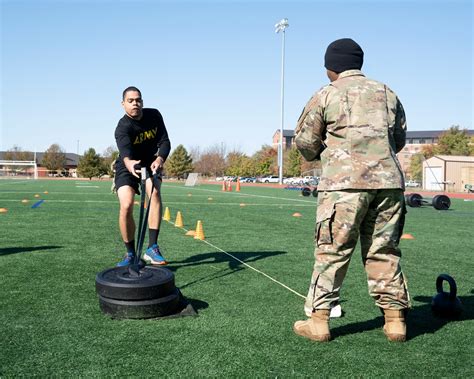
[330,291,473,341]
[165,250,286,290]
[0,245,62,257]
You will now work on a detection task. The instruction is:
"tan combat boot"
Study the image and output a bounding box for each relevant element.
[293,310,331,342]
[383,309,407,342]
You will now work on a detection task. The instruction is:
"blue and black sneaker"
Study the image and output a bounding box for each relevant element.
[116,252,135,267]
[143,244,167,265]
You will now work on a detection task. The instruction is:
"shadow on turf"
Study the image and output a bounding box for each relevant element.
[0,245,62,256]
[330,293,474,341]
[166,250,287,289]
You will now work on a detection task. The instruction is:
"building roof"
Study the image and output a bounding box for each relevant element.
[406,130,474,138]
[428,155,474,163]
[275,129,474,139]
[273,129,296,138]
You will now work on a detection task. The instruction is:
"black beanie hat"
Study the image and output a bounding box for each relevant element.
[324,38,364,74]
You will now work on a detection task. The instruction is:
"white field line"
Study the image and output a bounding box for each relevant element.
[0,180,31,186]
[0,191,107,195]
[0,198,315,207]
[165,184,315,204]
[165,219,306,300]
[75,185,100,188]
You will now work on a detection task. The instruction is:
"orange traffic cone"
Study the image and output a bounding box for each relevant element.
[227,181,232,192]
[163,207,171,221]
[175,211,184,228]
[194,220,205,240]
[222,181,227,191]
[236,179,241,192]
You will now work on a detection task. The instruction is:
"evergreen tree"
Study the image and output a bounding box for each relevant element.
[408,145,436,180]
[165,145,193,179]
[77,148,102,179]
[409,154,423,181]
[284,147,302,177]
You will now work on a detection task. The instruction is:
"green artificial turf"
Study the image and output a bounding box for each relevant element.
[1,179,473,377]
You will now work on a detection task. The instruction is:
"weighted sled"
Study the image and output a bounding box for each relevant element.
[98,288,182,319]
[431,274,463,318]
[96,266,176,301]
[96,167,194,319]
[405,193,451,210]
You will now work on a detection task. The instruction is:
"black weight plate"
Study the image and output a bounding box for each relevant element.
[302,188,311,197]
[312,189,318,197]
[432,194,451,210]
[406,193,422,207]
[96,266,176,301]
[98,288,181,319]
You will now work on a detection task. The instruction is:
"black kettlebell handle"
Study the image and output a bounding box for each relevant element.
[436,274,457,300]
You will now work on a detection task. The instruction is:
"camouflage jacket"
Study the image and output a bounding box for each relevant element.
[295,70,406,190]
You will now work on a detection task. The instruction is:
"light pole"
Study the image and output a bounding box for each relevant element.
[275,18,289,185]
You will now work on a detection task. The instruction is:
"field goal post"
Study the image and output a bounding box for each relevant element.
[184,173,200,187]
[0,160,38,179]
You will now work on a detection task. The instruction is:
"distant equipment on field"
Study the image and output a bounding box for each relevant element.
[431,274,463,319]
[301,187,318,197]
[405,193,451,210]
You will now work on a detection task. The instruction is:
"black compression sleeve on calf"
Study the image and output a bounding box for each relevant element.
[148,229,159,247]
[125,240,135,254]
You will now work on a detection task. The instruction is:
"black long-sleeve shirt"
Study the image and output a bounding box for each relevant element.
[114,108,171,168]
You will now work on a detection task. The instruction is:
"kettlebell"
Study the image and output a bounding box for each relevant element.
[431,274,463,318]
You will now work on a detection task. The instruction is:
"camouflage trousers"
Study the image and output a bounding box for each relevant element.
[304,189,410,316]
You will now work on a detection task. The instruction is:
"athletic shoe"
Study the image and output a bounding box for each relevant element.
[143,244,167,265]
[116,252,135,267]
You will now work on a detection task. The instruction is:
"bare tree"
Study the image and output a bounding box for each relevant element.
[4,145,34,161]
[42,144,67,174]
[193,143,227,177]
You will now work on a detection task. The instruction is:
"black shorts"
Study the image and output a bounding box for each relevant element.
[114,161,161,195]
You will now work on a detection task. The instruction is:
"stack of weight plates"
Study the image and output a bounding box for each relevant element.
[95,266,181,319]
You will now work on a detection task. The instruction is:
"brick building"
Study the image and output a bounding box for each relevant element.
[272,129,474,178]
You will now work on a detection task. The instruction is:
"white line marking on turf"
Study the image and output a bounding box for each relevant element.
[0,180,31,186]
[167,220,306,300]
[165,184,315,204]
[0,198,314,207]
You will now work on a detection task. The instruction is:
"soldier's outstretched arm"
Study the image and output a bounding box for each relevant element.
[294,94,326,161]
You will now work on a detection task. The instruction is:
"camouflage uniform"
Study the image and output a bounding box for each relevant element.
[295,69,410,315]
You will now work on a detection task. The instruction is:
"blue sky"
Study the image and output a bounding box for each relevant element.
[1,0,472,156]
